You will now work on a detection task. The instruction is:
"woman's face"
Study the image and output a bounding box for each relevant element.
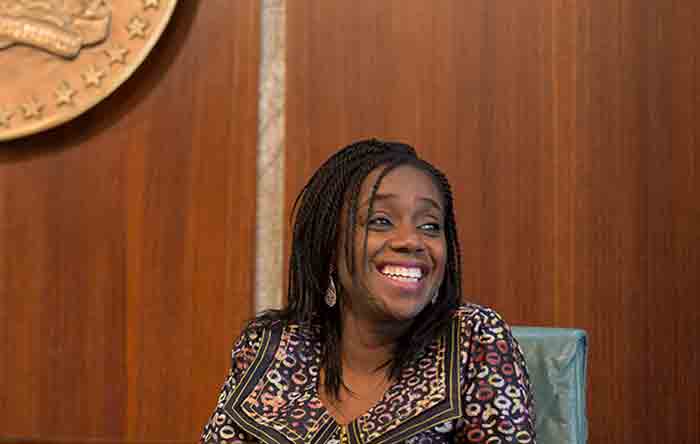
[336,165,447,324]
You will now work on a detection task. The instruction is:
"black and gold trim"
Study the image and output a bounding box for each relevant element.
[222,323,290,444]
[221,315,464,444]
[360,317,463,444]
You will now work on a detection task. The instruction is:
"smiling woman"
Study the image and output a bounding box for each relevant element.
[337,164,447,326]
[199,140,536,444]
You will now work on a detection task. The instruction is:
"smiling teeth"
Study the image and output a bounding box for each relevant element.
[380,265,423,281]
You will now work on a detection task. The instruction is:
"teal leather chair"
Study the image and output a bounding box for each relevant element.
[512,327,588,444]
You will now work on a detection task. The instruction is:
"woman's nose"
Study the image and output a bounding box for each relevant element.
[388,224,424,252]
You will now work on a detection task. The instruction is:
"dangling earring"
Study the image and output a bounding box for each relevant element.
[325,275,337,308]
[431,288,439,305]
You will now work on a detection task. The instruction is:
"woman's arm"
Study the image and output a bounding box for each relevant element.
[199,322,266,444]
[455,306,536,444]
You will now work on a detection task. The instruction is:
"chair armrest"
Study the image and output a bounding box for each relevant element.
[511,327,588,444]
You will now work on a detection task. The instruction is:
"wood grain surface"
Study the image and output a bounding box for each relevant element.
[0,1,259,442]
[286,1,699,444]
[1,1,698,443]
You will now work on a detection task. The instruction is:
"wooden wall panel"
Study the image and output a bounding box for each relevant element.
[0,1,259,442]
[642,2,700,442]
[286,2,699,444]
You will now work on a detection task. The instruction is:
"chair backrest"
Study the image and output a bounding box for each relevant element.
[511,327,588,444]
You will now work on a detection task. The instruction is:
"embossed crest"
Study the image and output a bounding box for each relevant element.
[0,0,178,141]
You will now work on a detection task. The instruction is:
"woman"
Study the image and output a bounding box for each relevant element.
[200,140,536,444]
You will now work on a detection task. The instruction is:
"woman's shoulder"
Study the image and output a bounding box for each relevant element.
[452,302,508,324]
[230,315,319,373]
[451,303,517,343]
[235,315,319,352]
[234,315,280,345]
[240,315,319,341]
[451,303,530,392]
[228,317,275,373]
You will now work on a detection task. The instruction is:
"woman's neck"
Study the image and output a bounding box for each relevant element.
[339,307,410,375]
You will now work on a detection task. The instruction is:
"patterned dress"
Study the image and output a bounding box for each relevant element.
[200,304,536,444]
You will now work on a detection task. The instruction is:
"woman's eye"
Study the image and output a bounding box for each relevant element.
[368,217,392,227]
[420,222,442,233]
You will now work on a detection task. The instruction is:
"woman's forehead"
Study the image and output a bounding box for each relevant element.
[358,164,443,206]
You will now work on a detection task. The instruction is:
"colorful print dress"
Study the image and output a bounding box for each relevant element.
[200,304,536,444]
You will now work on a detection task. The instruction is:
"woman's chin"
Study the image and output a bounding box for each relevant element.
[377,298,430,323]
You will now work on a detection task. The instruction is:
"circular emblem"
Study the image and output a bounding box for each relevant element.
[0,0,177,142]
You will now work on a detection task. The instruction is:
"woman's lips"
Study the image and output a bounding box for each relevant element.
[376,263,428,291]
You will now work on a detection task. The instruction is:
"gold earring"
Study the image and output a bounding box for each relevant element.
[325,276,337,308]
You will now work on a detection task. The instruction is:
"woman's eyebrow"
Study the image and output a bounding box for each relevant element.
[359,193,443,212]
[418,197,443,212]
[358,193,397,209]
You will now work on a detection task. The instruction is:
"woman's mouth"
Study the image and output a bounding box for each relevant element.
[377,264,427,290]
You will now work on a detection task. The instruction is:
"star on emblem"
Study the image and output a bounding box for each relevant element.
[142,0,159,10]
[55,81,77,106]
[21,98,44,119]
[127,16,149,39]
[82,65,106,87]
[105,45,129,65]
[0,107,15,128]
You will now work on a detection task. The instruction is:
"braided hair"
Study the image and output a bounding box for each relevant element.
[262,139,462,399]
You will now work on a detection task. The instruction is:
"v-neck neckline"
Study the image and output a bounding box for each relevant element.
[225,319,463,444]
[314,363,395,427]
[309,327,453,439]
